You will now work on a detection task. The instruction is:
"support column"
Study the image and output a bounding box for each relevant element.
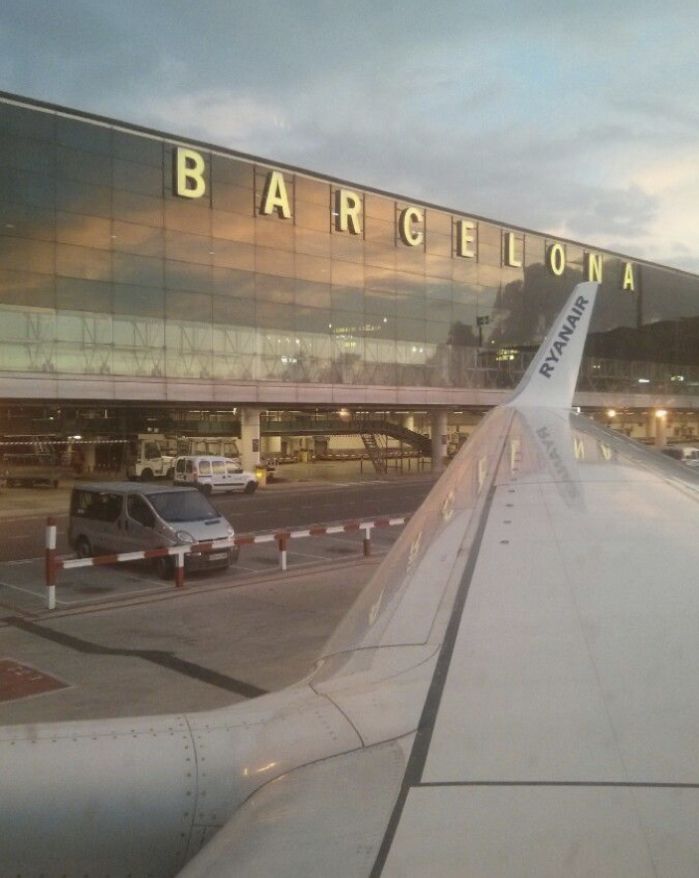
[430,409,448,474]
[645,410,656,444]
[265,435,282,455]
[83,442,96,475]
[240,408,262,473]
[654,410,668,447]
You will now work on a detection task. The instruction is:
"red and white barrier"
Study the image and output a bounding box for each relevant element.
[45,516,57,611]
[44,514,410,608]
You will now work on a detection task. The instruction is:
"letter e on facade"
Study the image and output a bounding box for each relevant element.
[456,220,476,258]
[261,170,292,219]
[174,148,206,199]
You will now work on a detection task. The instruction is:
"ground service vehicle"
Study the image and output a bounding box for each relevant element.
[68,482,238,578]
[0,436,66,487]
[125,434,176,481]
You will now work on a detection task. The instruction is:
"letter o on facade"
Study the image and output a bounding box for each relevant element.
[547,242,566,276]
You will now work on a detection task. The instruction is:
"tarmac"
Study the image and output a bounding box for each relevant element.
[0,455,433,520]
[0,555,378,725]
[0,458,429,727]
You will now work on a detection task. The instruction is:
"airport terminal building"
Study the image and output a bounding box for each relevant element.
[2,91,699,470]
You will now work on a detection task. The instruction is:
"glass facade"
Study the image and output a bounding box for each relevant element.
[2,93,699,403]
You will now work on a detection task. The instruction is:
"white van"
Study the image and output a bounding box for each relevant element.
[68,482,238,578]
[660,446,699,468]
[173,456,258,494]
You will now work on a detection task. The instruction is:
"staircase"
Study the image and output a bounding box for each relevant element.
[360,433,388,473]
[261,415,432,462]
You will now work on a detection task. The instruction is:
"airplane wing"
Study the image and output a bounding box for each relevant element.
[6,281,699,877]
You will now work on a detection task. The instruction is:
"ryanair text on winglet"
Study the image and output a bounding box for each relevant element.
[539,294,589,379]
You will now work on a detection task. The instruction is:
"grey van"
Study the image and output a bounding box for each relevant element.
[68,482,238,578]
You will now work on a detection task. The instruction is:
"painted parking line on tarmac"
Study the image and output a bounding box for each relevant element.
[287,549,337,562]
[2,557,44,566]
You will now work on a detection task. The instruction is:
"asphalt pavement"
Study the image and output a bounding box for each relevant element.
[0,462,438,725]
[0,464,437,563]
[0,555,380,725]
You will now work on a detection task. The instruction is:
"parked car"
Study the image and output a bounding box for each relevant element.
[173,456,258,495]
[68,482,238,578]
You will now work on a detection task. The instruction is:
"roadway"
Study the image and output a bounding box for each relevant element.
[0,476,436,563]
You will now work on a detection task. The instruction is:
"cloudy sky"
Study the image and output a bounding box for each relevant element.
[1,0,698,271]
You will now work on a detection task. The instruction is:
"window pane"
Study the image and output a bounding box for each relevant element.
[166,290,212,320]
[112,221,165,257]
[113,252,164,288]
[0,133,55,174]
[296,280,330,308]
[57,276,112,312]
[211,155,253,187]
[256,246,293,277]
[295,228,330,258]
[0,269,55,309]
[0,202,55,241]
[426,210,452,237]
[0,169,56,208]
[57,212,112,249]
[425,253,453,277]
[294,306,332,334]
[212,182,252,214]
[56,117,112,154]
[256,274,295,304]
[56,244,112,281]
[331,285,363,312]
[56,146,111,186]
[296,253,331,283]
[113,283,164,317]
[165,260,212,294]
[296,201,329,232]
[257,217,295,251]
[365,195,394,222]
[112,131,163,166]
[166,229,212,264]
[330,234,364,263]
[0,103,56,140]
[213,239,255,271]
[211,211,255,243]
[0,236,55,274]
[213,294,256,327]
[294,177,328,206]
[113,189,164,227]
[165,200,211,236]
[113,158,163,197]
[211,267,255,298]
[257,300,295,330]
[56,178,111,218]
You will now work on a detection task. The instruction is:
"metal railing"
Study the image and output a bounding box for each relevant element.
[44,513,410,610]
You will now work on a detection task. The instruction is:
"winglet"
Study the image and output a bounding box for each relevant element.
[506,281,598,409]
